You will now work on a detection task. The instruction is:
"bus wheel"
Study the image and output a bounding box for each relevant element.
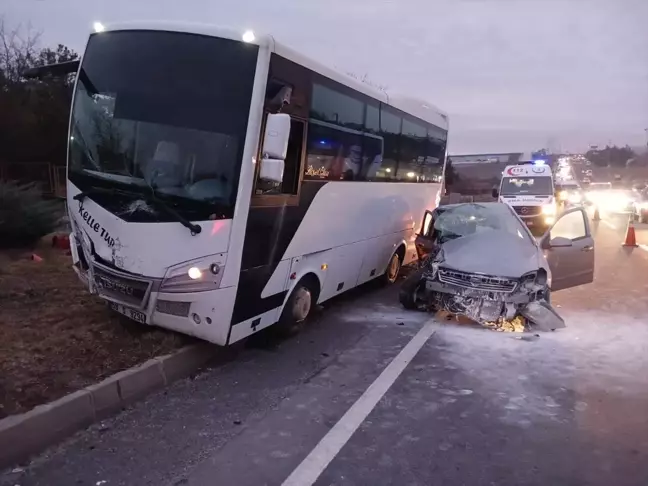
[381,252,402,285]
[277,278,317,336]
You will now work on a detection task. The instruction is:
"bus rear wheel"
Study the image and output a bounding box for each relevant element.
[276,278,317,336]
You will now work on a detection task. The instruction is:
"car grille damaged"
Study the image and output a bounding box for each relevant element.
[437,269,518,293]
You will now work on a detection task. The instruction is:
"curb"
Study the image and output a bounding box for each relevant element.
[0,343,216,469]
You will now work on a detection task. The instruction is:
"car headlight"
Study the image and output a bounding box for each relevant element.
[519,270,547,291]
[519,271,538,290]
[542,204,556,215]
[160,254,226,293]
[558,191,568,201]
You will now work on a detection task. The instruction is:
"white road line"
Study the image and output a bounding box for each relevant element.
[281,319,438,486]
[601,220,617,230]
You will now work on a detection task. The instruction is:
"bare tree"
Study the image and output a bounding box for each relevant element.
[0,16,77,170]
[0,15,41,85]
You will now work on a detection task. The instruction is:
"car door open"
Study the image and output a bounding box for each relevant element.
[541,207,595,291]
[414,209,437,261]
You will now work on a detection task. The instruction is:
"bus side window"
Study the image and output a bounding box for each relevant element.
[255,118,305,196]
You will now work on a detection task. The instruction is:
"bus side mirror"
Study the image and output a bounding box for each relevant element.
[259,113,291,183]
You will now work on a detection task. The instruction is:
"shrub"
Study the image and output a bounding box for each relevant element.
[0,180,63,247]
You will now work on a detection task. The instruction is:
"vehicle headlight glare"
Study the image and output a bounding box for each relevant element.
[161,255,226,293]
[188,267,202,280]
[542,204,556,215]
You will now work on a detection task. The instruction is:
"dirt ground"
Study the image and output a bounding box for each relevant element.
[0,239,193,419]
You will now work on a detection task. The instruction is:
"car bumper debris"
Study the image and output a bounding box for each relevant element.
[400,257,564,333]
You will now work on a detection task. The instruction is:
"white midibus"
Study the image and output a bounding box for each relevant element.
[41,22,449,345]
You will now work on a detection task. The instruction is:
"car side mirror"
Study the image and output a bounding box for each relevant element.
[259,113,291,184]
[549,236,573,248]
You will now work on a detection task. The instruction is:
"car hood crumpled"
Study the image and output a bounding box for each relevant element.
[439,230,540,278]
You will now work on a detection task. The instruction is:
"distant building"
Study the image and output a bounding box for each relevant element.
[446,153,525,195]
[448,153,524,165]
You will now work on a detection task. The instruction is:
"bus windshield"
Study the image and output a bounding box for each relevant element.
[68,30,258,222]
[500,176,553,196]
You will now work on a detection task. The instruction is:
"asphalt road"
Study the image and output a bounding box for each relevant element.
[3,210,648,486]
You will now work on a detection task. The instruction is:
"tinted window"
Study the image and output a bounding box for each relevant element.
[397,117,427,181]
[379,107,401,180]
[365,102,380,133]
[360,134,384,180]
[311,83,364,129]
[425,127,447,182]
[68,31,258,222]
[305,122,363,180]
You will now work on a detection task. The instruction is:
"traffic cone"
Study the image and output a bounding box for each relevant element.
[593,207,601,221]
[31,254,43,262]
[623,220,638,248]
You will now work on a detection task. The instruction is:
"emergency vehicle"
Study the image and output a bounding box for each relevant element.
[496,164,557,233]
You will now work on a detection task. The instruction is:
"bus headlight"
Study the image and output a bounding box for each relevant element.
[161,255,226,293]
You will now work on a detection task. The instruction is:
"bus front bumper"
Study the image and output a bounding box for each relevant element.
[70,236,234,345]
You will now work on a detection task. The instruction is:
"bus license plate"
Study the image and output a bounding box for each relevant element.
[109,302,147,324]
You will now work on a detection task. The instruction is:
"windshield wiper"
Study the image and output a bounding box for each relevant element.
[144,191,202,235]
[73,186,202,235]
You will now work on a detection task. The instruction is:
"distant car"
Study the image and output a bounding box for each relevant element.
[555,182,583,207]
[400,202,595,331]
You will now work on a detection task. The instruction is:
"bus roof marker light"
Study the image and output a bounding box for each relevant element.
[93,22,105,33]
[533,159,546,166]
[242,30,255,43]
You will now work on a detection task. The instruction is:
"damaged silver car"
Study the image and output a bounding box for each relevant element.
[399,202,595,331]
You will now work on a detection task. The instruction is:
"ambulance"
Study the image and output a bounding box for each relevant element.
[496,163,557,233]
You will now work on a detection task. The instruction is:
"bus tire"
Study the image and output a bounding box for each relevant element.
[276,276,319,336]
[381,249,403,285]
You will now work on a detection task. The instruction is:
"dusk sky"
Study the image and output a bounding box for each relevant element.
[5,0,648,154]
